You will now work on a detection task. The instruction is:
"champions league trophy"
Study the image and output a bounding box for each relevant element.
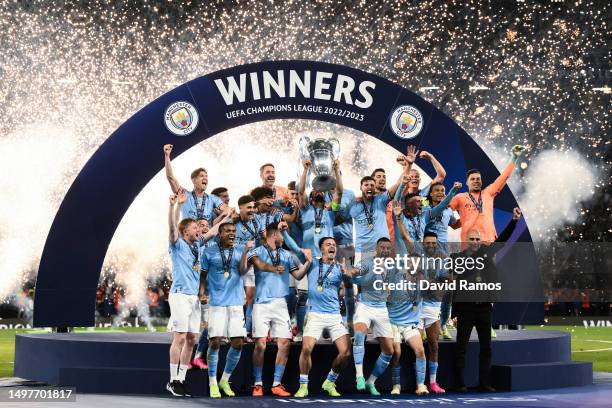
[298,136,341,192]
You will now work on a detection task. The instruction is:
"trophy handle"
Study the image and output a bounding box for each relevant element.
[297,136,313,190]
[329,138,340,159]
[299,136,311,160]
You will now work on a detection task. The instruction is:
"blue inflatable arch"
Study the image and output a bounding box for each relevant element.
[34,60,540,327]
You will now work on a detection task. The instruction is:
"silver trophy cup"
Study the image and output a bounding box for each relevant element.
[299,136,341,192]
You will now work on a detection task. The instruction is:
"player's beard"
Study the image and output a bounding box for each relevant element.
[363,189,374,200]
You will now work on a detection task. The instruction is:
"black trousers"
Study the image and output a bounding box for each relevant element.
[453,305,492,387]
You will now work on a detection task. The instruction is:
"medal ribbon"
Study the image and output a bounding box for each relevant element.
[265,244,281,266]
[317,260,336,288]
[314,207,324,231]
[192,191,207,219]
[362,200,374,226]
[467,192,483,213]
[218,243,233,275]
[185,239,199,270]
[241,218,260,241]
[409,215,421,241]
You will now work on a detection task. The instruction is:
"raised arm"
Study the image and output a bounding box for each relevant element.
[390,145,416,201]
[168,194,179,243]
[281,229,306,263]
[164,144,183,194]
[487,162,515,197]
[298,160,311,209]
[331,160,343,206]
[419,151,446,184]
[393,173,409,207]
[392,200,414,254]
[487,146,525,195]
[388,145,415,199]
[430,182,462,218]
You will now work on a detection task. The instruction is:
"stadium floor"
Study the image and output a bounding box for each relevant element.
[2,373,611,408]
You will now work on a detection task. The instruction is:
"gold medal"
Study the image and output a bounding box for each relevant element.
[317,285,323,292]
[475,275,482,283]
[224,271,230,278]
[192,264,199,272]
[412,304,417,312]
[368,223,373,229]
[315,227,321,233]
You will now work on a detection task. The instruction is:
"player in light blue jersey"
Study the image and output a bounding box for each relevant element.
[190,208,235,372]
[424,182,462,255]
[293,237,354,398]
[164,144,225,223]
[417,232,450,394]
[351,238,395,395]
[286,182,304,247]
[394,179,461,255]
[232,195,264,339]
[329,188,355,247]
[404,148,447,197]
[293,158,344,340]
[285,182,303,336]
[297,158,343,257]
[388,201,429,396]
[199,223,250,398]
[166,192,201,397]
[247,222,312,397]
[425,182,462,340]
[345,146,412,261]
[329,187,357,336]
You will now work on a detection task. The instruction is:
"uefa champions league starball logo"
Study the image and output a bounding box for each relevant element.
[164,101,199,136]
[390,105,424,139]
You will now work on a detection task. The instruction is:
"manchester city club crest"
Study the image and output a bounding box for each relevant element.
[390,105,424,139]
[164,101,199,136]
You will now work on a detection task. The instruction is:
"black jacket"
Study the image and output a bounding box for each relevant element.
[450,219,518,310]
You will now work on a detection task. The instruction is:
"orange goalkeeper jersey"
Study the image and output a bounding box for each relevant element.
[450,162,515,243]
